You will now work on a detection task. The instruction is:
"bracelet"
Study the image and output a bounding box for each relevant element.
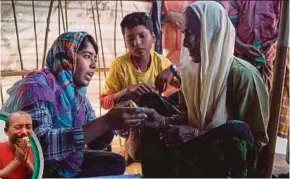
[159,116,170,130]
[160,116,166,128]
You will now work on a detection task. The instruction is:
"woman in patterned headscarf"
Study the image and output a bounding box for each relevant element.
[140,1,269,177]
[1,31,145,177]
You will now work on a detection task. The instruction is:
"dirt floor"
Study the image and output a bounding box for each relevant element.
[111,136,289,177]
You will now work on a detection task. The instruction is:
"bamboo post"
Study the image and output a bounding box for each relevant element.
[114,1,118,58]
[59,0,66,32]
[90,0,98,44]
[58,0,61,35]
[96,1,107,78]
[263,0,290,177]
[42,0,54,68]
[32,0,39,70]
[11,0,24,78]
[65,0,68,31]
[91,0,102,117]
[120,0,124,19]
[1,68,109,77]
[120,0,127,53]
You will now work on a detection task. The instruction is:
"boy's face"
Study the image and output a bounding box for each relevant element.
[124,25,155,58]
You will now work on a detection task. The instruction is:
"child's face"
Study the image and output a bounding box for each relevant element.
[124,25,155,58]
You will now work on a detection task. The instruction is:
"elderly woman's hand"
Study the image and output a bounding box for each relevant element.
[139,107,167,130]
[160,125,199,148]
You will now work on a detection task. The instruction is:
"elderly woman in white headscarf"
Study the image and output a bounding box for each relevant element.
[140,1,269,177]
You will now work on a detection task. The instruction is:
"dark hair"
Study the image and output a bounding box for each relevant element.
[120,12,153,35]
[78,35,98,54]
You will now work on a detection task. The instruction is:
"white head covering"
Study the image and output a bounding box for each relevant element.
[179,1,236,131]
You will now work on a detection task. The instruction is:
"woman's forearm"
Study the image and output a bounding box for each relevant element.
[83,115,110,144]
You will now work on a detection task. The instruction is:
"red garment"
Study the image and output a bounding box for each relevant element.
[162,1,229,66]
[162,1,195,66]
[228,0,281,62]
[0,141,34,179]
[100,94,115,110]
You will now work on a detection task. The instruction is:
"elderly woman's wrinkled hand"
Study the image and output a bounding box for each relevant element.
[160,125,199,148]
[138,107,166,130]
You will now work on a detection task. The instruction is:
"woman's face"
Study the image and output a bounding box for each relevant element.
[183,8,201,63]
[73,40,97,87]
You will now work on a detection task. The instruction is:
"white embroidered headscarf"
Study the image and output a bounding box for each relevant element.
[179,1,235,131]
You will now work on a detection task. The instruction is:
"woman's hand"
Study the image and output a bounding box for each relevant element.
[105,101,147,129]
[160,125,199,148]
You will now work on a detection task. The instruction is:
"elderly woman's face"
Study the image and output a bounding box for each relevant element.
[183,8,201,63]
[73,40,97,87]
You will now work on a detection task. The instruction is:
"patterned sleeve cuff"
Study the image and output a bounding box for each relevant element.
[73,126,85,150]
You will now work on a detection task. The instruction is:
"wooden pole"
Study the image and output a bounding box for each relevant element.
[0,68,110,77]
[65,0,68,31]
[11,0,24,78]
[58,0,61,35]
[114,0,118,58]
[32,0,39,70]
[59,0,66,32]
[42,0,54,68]
[96,1,107,78]
[91,0,102,117]
[264,0,290,177]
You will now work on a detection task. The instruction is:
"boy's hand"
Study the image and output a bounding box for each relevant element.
[127,84,155,97]
[155,67,174,94]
